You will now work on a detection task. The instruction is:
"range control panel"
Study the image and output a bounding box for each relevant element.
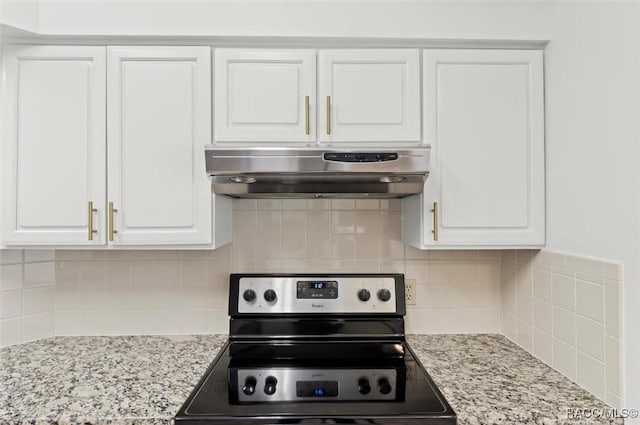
[231,368,399,403]
[232,275,403,315]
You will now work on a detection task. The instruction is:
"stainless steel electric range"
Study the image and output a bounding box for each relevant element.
[175,273,457,424]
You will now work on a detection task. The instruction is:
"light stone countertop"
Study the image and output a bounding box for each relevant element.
[0,334,621,425]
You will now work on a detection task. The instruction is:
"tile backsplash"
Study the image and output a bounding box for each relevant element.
[501,250,622,408]
[53,199,501,336]
[0,200,624,409]
[0,250,56,347]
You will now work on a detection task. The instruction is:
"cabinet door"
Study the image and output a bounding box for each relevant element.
[416,49,544,247]
[1,46,107,245]
[318,49,420,144]
[107,46,212,245]
[214,49,316,143]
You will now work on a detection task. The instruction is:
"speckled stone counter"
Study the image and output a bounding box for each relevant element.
[0,334,621,425]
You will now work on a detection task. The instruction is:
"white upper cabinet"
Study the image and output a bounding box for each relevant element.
[107,46,214,245]
[214,49,316,143]
[1,46,107,245]
[318,49,421,144]
[212,48,420,145]
[403,49,545,248]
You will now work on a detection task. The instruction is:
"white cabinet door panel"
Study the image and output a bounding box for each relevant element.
[318,49,420,143]
[107,46,212,245]
[1,46,106,245]
[214,49,316,142]
[418,49,544,247]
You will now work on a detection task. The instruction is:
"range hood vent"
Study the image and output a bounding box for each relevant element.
[205,147,430,199]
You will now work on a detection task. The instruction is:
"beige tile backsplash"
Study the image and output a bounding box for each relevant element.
[0,250,55,347]
[501,250,622,408]
[52,199,501,338]
[0,199,624,408]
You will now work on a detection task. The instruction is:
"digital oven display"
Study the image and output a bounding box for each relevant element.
[296,281,338,299]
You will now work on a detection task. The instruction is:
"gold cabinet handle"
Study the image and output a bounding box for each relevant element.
[304,95,310,135]
[108,202,118,241]
[431,201,439,241]
[326,95,331,135]
[87,201,98,241]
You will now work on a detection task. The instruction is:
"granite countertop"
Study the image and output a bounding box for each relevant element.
[0,334,620,425]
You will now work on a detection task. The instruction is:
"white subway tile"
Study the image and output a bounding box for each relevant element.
[532,269,552,302]
[355,211,382,235]
[552,273,575,312]
[553,307,576,346]
[576,279,604,323]
[55,310,81,336]
[282,211,306,234]
[355,199,379,210]
[0,291,22,319]
[533,299,552,334]
[23,262,55,287]
[517,292,533,324]
[553,338,577,381]
[21,312,54,342]
[533,328,553,366]
[577,351,605,401]
[0,250,22,265]
[516,318,533,351]
[476,308,500,333]
[56,261,81,285]
[79,310,106,335]
[355,235,380,260]
[332,211,356,234]
[22,286,54,316]
[180,309,207,333]
[576,316,604,361]
[233,199,256,211]
[282,233,306,259]
[23,250,55,263]
[330,199,355,210]
[0,317,21,347]
[281,199,307,210]
[0,264,22,292]
[256,199,281,211]
[331,235,355,259]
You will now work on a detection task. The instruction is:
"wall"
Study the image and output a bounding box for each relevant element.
[544,1,640,416]
[0,249,55,347]
[31,0,551,40]
[501,250,622,408]
[54,199,501,336]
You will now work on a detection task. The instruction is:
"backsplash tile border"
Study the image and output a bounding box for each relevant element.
[501,249,622,408]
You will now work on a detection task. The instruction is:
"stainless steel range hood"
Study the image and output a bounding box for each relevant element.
[205,147,430,199]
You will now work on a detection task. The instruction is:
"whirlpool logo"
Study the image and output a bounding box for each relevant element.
[311,303,325,309]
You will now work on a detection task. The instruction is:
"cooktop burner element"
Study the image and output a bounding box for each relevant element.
[175,273,457,424]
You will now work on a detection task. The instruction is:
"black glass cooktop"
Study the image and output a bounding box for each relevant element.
[175,340,456,424]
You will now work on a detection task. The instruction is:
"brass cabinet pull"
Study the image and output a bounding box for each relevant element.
[326,96,331,135]
[87,201,98,241]
[431,201,439,241]
[108,202,118,241]
[304,95,310,135]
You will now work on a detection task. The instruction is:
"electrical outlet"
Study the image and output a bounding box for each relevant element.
[405,279,416,305]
